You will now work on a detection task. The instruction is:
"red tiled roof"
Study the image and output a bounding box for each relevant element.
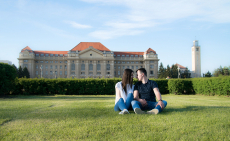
[21,46,33,52]
[34,51,68,56]
[145,48,156,54]
[114,52,144,56]
[175,63,187,69]
[71,42,111,52]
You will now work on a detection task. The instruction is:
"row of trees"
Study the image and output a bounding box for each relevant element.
[213,66,230,77]
[12,64,30,78]
[158,63,191,79]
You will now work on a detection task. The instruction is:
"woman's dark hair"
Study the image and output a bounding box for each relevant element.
[122,69,134,95]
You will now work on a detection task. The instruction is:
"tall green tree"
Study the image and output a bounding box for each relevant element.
[12,64,18,77]
[165,65,172,78]
[18,66,23,78]
[22,67,30,78]
[204,71,212,77]
[181,68,191,78]
[171,64,178,78]
[158,62,166,78]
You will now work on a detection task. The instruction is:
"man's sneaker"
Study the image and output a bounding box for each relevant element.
[147,109,159,115]
[134,108,146,114]
[119,109,129,115]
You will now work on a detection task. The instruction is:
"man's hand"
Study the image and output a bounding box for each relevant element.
[139,99,148,107]
[156,101,165,110]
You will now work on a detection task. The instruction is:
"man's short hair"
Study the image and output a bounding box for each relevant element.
[137,68,147,77]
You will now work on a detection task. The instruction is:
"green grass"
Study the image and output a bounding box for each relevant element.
[0,95,229,141]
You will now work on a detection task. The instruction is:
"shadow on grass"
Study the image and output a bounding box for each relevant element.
[162,106,230,115]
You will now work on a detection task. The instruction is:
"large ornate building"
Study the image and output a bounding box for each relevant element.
[18,42,159,78]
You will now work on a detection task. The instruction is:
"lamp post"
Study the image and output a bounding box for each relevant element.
[177,66,180,79]
[40,65,43,78]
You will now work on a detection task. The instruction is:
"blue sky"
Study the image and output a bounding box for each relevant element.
[0,0,230,75]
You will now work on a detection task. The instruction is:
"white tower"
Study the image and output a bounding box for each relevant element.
[191,40,201,77]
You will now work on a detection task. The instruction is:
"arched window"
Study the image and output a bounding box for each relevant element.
[89,64,93,71]
[97,64,101,71]
[71,63,75,70]
[81,64,85,71]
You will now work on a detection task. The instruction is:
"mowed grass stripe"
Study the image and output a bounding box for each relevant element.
[0,95,229,140]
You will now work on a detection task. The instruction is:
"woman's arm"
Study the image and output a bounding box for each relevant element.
[115,87,121,99]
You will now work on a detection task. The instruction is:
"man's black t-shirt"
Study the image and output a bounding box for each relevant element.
[134,79,158,102]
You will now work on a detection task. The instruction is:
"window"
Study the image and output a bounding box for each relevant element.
[24,60,28,62]
[45,65,48,69]
[106,64,110,70]
[36,65,38,69]
[97,64,101,71]
[60,71,62,75]
[196,48,199,51]
[50,61,53,63]
[114,61,116,64]
[89,64,93,71]
[50,54,53,57]
[50,71,53,75]
[24,64,28,68]
[127,66,129,69]
[55,61,58,63]
[118,61,120,64]
[55,65,58,69]
[65,71,67,75]
[150,61,154,63]
[81,64,85,71]
[122,55,125,57]
[55,71,57,75]
[131,55,134,57]
[41,54,44,57]
[45,61,48,63]
[55,54,58,57]
[90,54,92,56]
[118,71,120,75]
[89,72,93,75]
[65,61,67,63]
[136,66,138,69]
[50,65,53,69]
[127,62,130,64]
[118,66,120,69]
[107,72,110,74]
[60,54,63,57]
[114,71,116,75]
[81,72,85,75]
[150,65,154,69]
[45,54,49,57]
[60,65,62,69]
[123,66,125,69]
[35,61,38,63]
[65,65,67,69]
[114,55,116,57]
[97,72,101,75]
[136,61,139,64]
[98,61,100,63]
[40,61,43,63]
[126,55,129,57]
[135,55,138,57]
[36,54,39,57]
[114,66,116,69]
[36,71,38,75]
[131,62,134,64]
[140,55,143,57]
[150,71,154,75]
[71,64,75,70]
[60,61,62,63]
[45,71,48,75]
[132,66,134,69]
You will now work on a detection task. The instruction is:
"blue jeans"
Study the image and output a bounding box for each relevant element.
[131,100,167,113]
[114,93,133,111]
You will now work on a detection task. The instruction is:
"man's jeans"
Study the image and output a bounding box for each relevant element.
[131,100,167,113]
[114,93,133,111]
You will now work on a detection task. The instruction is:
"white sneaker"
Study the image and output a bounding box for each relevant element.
[119,109,129,115]
[134,108,146,114]
[147,109,159,115]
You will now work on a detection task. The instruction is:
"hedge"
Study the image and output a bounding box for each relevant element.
[8,77,230,96]
[10,78,168,95]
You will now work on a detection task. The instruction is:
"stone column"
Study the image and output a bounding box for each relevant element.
[93,60,97,78]
[76,60,79,78]
[102,60,106,78]
[111,60,114,78]
[85,60,89,78]
[67,60,71,78]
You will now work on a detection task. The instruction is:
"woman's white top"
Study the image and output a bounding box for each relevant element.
[115,81,134,104]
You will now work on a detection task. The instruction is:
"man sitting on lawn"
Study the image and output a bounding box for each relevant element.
[132,68,167,114]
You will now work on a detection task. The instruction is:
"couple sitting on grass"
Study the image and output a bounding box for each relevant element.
[114,68,167,115]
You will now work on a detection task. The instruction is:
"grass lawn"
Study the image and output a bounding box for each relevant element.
[0,94,229,141]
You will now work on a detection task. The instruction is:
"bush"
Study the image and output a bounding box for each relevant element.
[0,63,17,95]
[168,79,193,95]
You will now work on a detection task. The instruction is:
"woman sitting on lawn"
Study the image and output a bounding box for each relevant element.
[114,69,134,114]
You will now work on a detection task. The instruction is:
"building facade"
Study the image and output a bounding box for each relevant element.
[191,40,201,77]
[18,42,159,79]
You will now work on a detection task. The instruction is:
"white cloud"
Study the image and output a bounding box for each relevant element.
[65,21,92,29]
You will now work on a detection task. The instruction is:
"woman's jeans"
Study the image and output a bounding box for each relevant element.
[114,93,133,111]
[131,100,167,113]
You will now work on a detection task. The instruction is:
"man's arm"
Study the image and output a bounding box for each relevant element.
[133,90,147,107]
[154,88,165,109]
